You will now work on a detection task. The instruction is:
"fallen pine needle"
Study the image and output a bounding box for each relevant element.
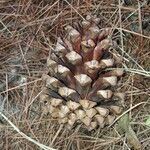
[0,111,56,150]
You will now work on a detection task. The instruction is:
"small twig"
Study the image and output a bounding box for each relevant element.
[0,19,12,35]
[108,102,147,127]
[24,89,43,113]
[0,78,42,94]
[123,67,150,77]
[116,27,150,40]
[63,0,85,20]
[50,124,64,146]
[106,67,150,77]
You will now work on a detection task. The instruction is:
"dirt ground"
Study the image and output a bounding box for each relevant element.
[0,0,150,150]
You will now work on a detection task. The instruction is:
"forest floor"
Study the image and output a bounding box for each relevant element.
[0,0,150,150]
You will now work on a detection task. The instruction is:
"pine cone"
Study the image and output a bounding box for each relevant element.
[40,15,125,131]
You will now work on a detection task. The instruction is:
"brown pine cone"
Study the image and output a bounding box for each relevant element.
[40,14,125,131]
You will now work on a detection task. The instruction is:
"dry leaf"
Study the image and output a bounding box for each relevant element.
[118,114,141,150]
[145,116,150,127]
